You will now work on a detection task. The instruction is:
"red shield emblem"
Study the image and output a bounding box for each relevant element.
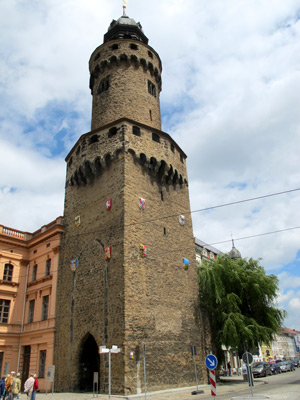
[105,246,111,260]
[138,197,146,210]
[106,199,112,211]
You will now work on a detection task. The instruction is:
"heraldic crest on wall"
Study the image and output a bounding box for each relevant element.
[105,246,112,260]
[138,197,146,210]
[106,199,112,211]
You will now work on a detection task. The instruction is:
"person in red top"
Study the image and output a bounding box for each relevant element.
[31,374,39,400]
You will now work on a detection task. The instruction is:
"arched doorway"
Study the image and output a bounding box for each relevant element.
[78,333,100,391]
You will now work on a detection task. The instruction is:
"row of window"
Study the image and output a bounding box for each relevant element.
[33,242,50,254]
[0,294,49,325]
[32,259,51,281]
[94,46,154,62]
[2,260,52,284]
[28,295,49,323]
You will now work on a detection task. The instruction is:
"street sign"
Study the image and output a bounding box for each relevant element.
[242,352,253,365]
[205,354,218,370]
[111,345,121,353]
[99,346,109,354]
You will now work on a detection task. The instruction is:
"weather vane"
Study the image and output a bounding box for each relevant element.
[123,0,128,16]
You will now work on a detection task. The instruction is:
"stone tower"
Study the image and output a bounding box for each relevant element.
[55,9,209,395]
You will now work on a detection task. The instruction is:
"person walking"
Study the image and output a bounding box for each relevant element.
[12,373,21,400]
[24,374,34,398]
[4,372,15,400]
[31,375,39,400]
[227,361,232,377]
[0,376,5,399]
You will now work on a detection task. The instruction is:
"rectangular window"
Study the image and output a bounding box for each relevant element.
[32,265,37,281]
[41,295,49,321]
[28,300,35,324]
[0,300,10,323]
[3,264,13,282]
[132,126,141,136]
[45,259,51,276]
[148,80,156,97]
[39,350,46,378]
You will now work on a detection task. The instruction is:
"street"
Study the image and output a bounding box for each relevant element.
[28,367,300,400]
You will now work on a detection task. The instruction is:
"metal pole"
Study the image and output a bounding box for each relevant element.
[193,354,199,391]
[109,350,111,400]
[246,351,253,397]
[143,344,147,400]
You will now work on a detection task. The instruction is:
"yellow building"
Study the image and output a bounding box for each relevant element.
[0,217,63,391]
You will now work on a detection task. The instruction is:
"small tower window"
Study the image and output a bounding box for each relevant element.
[110,44,119,50]
[68,157,73,167]
[130,43,138,50]
[148,80,156,97]
[180,154,184,163]
[163,227,167,236]
[161,191,164,201]
[148,51,153,59]
[98,76,110,94]
[149,110,152,121]
[108,127,117,138]
[76,146,81,155]
[132,126,141,136]
[89,134,99,144]
[171,144,175,153]
[152,133,160,143]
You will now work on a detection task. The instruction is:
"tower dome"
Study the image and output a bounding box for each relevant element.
[104,12,148,44]
[229,239,242,260]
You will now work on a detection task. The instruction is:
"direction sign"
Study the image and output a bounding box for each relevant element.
[242,352,253,365]
[205,354,218,370]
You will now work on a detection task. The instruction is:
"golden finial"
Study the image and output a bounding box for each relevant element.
[123,0,128,16]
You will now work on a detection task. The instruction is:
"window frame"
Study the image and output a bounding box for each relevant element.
[0,299,10,323]
[28,299,35,324]
[39,350,46,378]
[3,264,13,282]
[41,295,49,321]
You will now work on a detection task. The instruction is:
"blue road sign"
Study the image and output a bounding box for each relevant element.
[205,354,218,370]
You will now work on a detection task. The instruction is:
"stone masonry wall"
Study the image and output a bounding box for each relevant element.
[89,40,162,131]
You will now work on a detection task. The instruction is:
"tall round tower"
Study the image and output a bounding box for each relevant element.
[55,8,209,396]
[89,11,162,131]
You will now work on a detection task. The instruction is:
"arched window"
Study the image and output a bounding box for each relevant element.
[3,264,13,282]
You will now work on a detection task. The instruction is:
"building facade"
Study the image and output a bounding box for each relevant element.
[0,217,63,391]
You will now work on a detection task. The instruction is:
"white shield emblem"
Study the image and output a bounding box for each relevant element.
[139,197,146,210]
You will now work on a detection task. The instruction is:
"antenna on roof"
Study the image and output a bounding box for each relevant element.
[123,0,128,16]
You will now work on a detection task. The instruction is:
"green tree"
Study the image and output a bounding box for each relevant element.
[198,254,286,361]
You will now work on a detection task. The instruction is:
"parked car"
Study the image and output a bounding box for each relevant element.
[252,362,272,377]
[268,363,282,374]
[278,361,293,372]
[290,359,300,368]
[285,361,295,371]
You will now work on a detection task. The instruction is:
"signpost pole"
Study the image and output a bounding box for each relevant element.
[143,344,147,400]
[108,350,111,400]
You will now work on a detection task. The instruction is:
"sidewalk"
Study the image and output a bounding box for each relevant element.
[32,377,266,400]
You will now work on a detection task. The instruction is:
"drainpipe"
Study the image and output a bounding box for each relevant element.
[17,263,29,371]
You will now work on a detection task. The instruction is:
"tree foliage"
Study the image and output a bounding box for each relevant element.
[198,254,286,360]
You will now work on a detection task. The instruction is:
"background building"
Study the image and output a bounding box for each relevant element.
[0,217,63,391]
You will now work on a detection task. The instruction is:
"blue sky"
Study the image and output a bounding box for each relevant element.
[1,0,300,330]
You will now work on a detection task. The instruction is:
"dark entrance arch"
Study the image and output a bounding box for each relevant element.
[78,333,100,391]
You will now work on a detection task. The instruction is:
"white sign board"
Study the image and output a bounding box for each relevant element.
[46,365,55,383]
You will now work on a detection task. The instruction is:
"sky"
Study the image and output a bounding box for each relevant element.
[1,0,300,331]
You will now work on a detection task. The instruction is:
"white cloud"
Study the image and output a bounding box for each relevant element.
[0,0,300,329]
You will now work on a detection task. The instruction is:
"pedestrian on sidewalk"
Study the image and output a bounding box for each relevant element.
[31,374,39,400]
[227,361,232,377]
